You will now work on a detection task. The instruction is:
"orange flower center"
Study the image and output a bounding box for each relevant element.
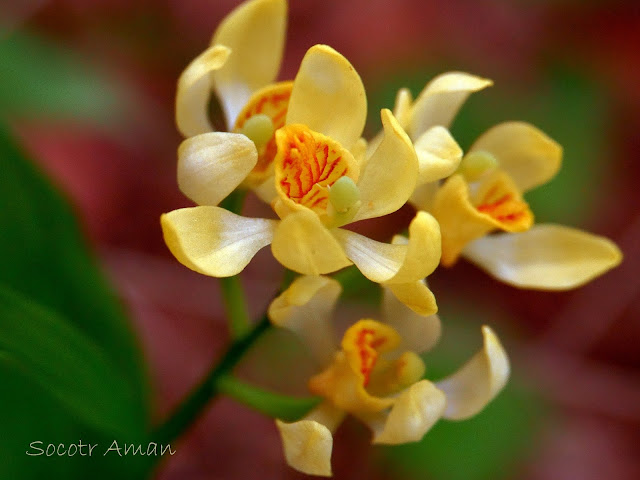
[274,124,358,215]
[475,178,533,231]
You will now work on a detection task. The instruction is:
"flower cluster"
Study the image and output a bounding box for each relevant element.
[161,0,622,476]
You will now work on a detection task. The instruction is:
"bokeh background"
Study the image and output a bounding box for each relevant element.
[1,0,639,479]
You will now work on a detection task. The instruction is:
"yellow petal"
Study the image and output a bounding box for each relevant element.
[463,224,623,290]
[393,87,414,129]
[437,326,509,420]
[271,209,352,275]
[276,419,334,477]
[177,132,257,206]
[367,380,446,445]
[211,0,287,126]
[413,126,463,184]
[333,211,441,284]
[410,72,493,139]
[382,284,440,350]
[432,173,533,266]
[176,45,230,137]
[470,122,562,192]
[286,45,366,150]
[161,206,276,277]
[386,281,438,318]
[352,109,418,222]
[268,276,341,365]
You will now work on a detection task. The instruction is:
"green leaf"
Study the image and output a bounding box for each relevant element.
[0,122,148,413]
[0,286,140,436]
[0,124,151,478]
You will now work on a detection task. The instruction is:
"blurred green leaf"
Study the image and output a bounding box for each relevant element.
[0,124,151,478]
[0,286,140,435]
[0,32,124,121]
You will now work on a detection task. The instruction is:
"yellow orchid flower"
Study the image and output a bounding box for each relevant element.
[412,121,622,290]
[268,276,509,477]
[162,44,443,315]
[175,0,292,196]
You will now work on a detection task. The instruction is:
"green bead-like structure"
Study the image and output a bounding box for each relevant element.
[241,114,274,150]
[329,176,360,213]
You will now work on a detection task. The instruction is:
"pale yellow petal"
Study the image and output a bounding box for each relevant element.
[470,122,562,192]
[393,87,414,129]
[268,276,341,365]
[352,109,418,222]
[271,209,352,275]
[161,207,276,277]
[413,126,463,184]
[386,281,438,318]
[286,44,366,150]
[437,326,509,420]
[176,45,230,137]
[252,175,278,204]
[177,132,257,206]
[276,419,333,476]
[211,0,287,126]
[382,284,440,348]
[410,72,493,139]
[365,380,446,445]
[333,211,441,284]
[463,224,623,290]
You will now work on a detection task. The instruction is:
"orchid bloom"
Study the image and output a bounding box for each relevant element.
[163,44,443,315]
[415,122,623,290]
[175,0,291,193]
[268,276,509,476]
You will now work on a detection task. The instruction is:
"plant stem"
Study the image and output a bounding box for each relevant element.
[220,275,251,339]
[217,375,320,422]
[151,314,271,446]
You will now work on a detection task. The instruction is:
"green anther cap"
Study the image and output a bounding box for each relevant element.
[329,176,360,213]
[241,114,274,150]
[458,150,499,182]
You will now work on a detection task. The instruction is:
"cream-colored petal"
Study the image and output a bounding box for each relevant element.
[410,72,493,139]
[276,419,333,477]
[414,126,463,184]
[161,206,276,277]
[352,109,418,222]
[437,326,509,420]
[177,132,257,206]
[271,209,353,275]
[382,284,440,350]
[470,122,562,192]
[387,281,438,318]
[393,87,414,129]
[176,45,230,137]
[333,211,441,284]
[366,380,446,445]
[463,224,623,290]
[211,0,287,127]
[268,276,341,366]
[286,45,366,150]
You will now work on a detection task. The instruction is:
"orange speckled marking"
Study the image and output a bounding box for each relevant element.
[476,185,530,226]
[275,124,355,214]
[233,82,293,181]
[354,328,387,386]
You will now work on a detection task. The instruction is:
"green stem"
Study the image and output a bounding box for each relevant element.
[219,188,247,214]
[220,275,251,338]
[217,375,320,422]
[151,314,271,446]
